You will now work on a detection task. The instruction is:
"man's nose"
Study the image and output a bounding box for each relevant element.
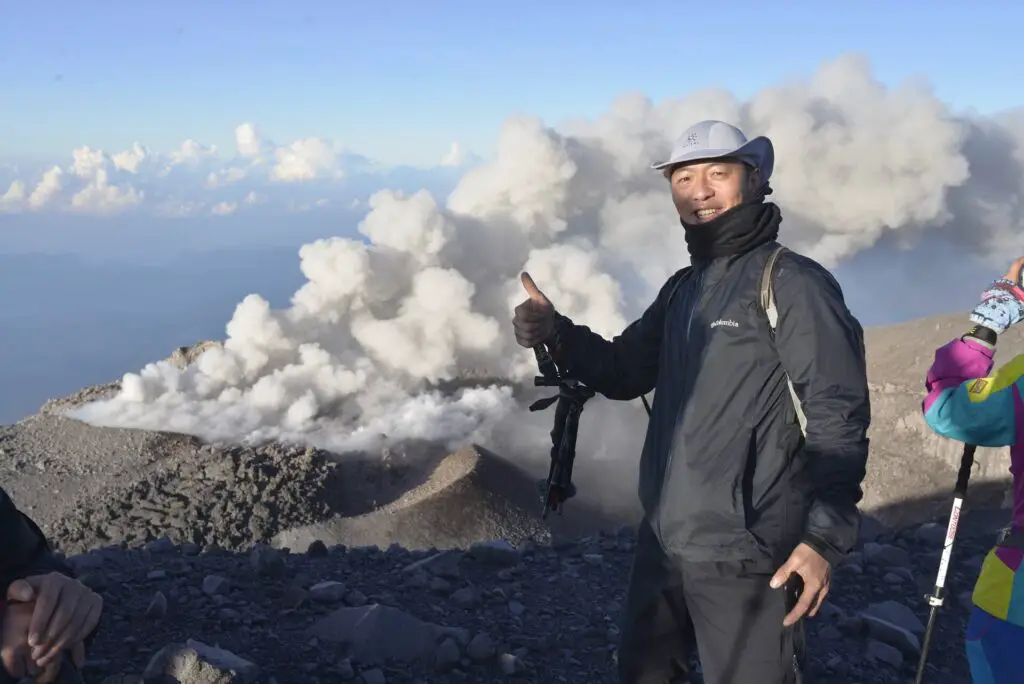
[692,181,713,201]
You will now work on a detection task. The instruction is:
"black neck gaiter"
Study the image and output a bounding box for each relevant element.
[682,200,782,262]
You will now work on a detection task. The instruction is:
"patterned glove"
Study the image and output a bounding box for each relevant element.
[970,279,1024,335]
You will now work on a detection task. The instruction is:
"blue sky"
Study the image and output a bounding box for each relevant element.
[2,0,1021,167]
[0,1,1021,423]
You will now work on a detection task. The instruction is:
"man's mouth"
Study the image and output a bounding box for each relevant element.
[695,208,720,219]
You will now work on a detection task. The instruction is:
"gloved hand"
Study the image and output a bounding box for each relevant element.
[970,257,1024,335]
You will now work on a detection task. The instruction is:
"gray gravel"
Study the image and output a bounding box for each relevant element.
[49,514,997,684]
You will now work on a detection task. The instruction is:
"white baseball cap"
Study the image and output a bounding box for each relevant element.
[652,119,774,183]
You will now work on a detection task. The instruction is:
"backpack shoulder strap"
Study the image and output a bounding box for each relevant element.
[759,245,807,436]
[760,244,786,335]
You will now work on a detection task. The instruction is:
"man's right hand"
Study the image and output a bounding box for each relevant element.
[513,272,556,348]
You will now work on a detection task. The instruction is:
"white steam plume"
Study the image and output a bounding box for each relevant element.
[69,54,1024,459]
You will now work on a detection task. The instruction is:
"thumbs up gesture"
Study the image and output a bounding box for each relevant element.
[513,271,556,348]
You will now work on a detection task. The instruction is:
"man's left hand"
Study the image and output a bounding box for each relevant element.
[769,542,831,627]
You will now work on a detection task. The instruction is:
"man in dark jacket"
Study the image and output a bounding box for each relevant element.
[513,120,871,683]
[1,487,102,683]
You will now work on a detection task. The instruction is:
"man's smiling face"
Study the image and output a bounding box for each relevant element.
[668,158,760,225]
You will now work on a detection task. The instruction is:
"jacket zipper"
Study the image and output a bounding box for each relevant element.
[654,266,704,544]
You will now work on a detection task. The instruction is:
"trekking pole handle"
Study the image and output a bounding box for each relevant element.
[954,444,976,497]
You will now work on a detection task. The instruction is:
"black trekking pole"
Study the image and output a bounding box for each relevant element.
[529,345,595,518]
[915,442,977,684]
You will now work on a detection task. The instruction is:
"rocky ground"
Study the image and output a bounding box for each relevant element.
[4,322,1020,684]
[58,512,995,684]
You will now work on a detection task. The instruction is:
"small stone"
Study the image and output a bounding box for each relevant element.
[402,550,462,579]
[466,633,496,661]
[306,540,329,557]
[309,581,348,603]
[145,591,168,619]
[450,587,480,608]
[435,637,461,670]
[202,575,230,596]
[499,653,520,675]
[360,668,387,684]
[865,639,904,668]
[335,658,355,679]
[468,540,521,567]
[430,577,453,593]
[249,543,287,577]
[143,639,260,683]
[915,522,949,545]
[143,536,175,554]
[862,542,913,568]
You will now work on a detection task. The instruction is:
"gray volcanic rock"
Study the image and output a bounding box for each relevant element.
[48,512,1002,684]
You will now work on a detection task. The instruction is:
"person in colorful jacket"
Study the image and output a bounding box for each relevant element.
[922,256,1024,683]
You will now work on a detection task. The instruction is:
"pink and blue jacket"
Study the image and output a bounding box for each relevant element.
[923,336,1024,626]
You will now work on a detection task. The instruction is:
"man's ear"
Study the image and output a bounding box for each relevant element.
[746,165,762,193]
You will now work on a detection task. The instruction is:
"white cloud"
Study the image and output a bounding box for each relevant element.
[235,123,263,158]
[0,119,442,216]
[70,147,107,179]
[0,179,27,212]
[288,198,331,213]
[112,143,150,174]
[155,199,206,218]
[211,201,238,216]
[440,142,466,167]
[272,138,345,182]
[67,54,1024,458]
[205,167,248,189]
[70,168,143,214]
[169,139,218,165]
[29,167,63,210]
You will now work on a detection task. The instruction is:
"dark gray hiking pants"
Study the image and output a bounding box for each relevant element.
[616,519,806,684]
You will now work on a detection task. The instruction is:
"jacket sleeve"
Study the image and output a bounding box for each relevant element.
[547,267,690,400]
[921,336,1020,447]
[0,486,76,595]
[771,253,871,567]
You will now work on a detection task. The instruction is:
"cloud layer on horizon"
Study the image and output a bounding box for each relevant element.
[0,124,481,218]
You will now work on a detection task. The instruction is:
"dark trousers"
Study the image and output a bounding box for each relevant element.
[617,519,805,684]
